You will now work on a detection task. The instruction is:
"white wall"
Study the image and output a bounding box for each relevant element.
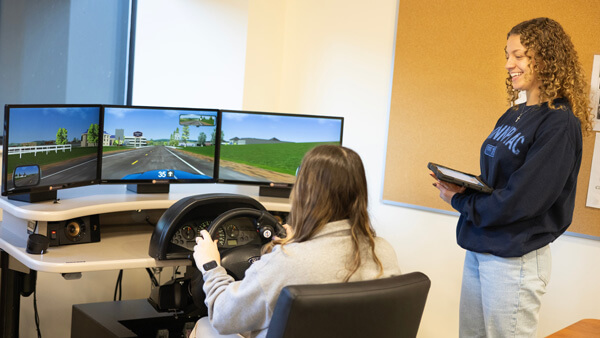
[132,0,249,109]
[14,1,600,337]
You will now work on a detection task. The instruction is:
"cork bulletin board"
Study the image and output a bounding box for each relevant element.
[383,0,600,237]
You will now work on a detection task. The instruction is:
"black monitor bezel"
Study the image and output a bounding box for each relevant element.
[2,104,345,199]
[216,109,344,188]
[99,104,220,186]
[2,104,103,198]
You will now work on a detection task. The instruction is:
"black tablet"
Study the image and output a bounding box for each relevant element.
[428,162,493,194]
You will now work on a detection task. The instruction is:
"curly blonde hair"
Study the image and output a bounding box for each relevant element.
[506,17,593,133]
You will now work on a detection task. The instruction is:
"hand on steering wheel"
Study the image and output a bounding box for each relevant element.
[199,208,285,280]
[193,230,221,269]
[275,224,292,240]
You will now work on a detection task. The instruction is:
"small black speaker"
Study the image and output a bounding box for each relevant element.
[47,215,100,246]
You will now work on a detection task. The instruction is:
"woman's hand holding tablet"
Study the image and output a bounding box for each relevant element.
[428,162,493,194]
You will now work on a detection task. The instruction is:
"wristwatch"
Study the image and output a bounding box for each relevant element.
[202,260,219,273]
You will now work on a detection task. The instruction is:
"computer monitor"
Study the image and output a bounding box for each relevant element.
[217,110,344,197]
[100,105,219,193]
[2,105,102,202]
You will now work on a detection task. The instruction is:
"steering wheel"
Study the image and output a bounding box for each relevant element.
[206,208,286,280]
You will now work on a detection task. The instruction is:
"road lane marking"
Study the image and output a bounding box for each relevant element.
[165,148,206,175]
[39,159,97,180]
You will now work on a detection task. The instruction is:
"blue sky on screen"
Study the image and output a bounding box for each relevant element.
[104,107,218,140]
[221,112,342,143]
[8,107,100,144]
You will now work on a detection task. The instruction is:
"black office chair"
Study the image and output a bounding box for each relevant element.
[266,272,431,338]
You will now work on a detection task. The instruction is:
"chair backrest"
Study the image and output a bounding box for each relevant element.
[266,271,431,338]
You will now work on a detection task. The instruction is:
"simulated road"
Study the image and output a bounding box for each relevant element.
[101,146,214,179]
[218,166,261,182]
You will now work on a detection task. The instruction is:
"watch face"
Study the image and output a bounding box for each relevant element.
[203,260,218,272]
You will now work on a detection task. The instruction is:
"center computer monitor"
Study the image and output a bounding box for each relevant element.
[100,105,219,193]
[2,104,102,202]
[217,110,344,197]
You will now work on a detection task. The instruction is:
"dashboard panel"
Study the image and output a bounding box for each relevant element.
[169,216,264,252]
[148,193,290,261]
[149,194,290,261]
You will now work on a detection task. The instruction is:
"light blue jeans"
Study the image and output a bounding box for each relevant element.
[459,245,551,338]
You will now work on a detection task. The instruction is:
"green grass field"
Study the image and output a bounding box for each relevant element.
[176,146,216,158]
[6,147,97,176]
[218,142,336,175]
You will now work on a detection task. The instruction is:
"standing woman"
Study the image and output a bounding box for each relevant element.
[433,18,592,337]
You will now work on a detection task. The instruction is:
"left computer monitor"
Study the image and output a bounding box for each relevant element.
[100,105,219,193]
[2,105,102,202]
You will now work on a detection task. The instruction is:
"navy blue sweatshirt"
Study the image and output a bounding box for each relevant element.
[451,98,582,257]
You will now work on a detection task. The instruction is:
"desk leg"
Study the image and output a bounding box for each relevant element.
[1,250,21,338]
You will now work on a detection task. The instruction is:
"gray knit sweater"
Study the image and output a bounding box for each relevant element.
[201,219,401,338]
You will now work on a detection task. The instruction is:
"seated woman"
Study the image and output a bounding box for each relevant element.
[190,145,401,338]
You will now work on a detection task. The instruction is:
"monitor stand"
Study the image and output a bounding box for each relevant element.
[8,190,58,203]
[259,185,291,198]
[127,184,170,194]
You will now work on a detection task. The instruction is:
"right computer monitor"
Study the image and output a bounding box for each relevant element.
[217,110,344,191]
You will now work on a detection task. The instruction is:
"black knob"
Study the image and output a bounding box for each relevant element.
[259,225,275,239]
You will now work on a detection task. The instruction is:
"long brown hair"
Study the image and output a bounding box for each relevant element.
[506,17,592,133]
[265,145,383,282]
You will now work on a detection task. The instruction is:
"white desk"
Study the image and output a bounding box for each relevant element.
[0,183,290,272]
[0,183,291,337]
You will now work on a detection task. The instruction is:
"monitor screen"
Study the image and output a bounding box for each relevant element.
[2,105,101,197]
[100,105,219,184]
[217,110,344,186]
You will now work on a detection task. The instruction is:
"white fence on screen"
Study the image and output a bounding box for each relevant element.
[8,144,72,158]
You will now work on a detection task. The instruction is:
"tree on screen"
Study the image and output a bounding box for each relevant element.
[182,125,190,146]
[56,128,68,145]
[198,132,207,146]
[87,123,99,145]
[169,127,179,146]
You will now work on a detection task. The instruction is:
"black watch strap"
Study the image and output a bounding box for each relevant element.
[202,260,218,273]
